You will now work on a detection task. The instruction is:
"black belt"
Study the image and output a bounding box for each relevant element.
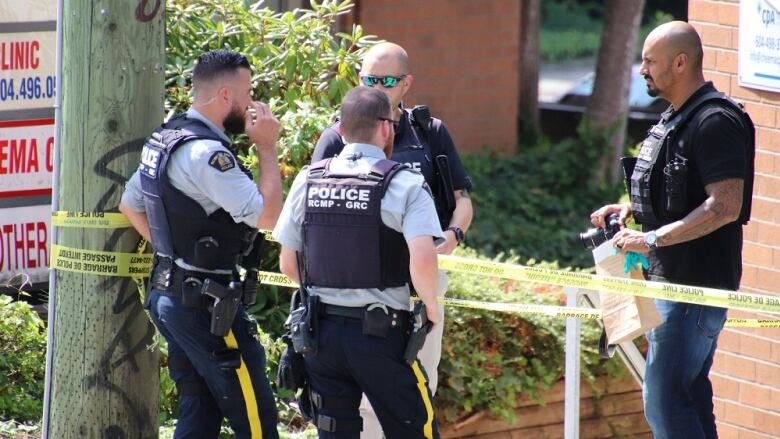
[152,263,233,308]
[320,303,409,320]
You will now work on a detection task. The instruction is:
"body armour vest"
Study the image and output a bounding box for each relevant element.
[630,91,755,225]
[303,158,410,289]
[138,114,255,271]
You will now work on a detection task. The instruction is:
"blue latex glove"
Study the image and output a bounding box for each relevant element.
[614,248,649,273]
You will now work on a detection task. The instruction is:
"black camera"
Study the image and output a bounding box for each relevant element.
[580,213,620,250]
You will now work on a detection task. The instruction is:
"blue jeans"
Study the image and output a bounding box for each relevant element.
[644,299,727,439]
[149,289,279,439]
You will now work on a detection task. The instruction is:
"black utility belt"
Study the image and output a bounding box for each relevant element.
[320,302,409,320]
[319,302,411,338]
[152,265,234,309]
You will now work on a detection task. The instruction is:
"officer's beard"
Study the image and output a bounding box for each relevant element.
[643,75,660,97]
[223,104,246,136]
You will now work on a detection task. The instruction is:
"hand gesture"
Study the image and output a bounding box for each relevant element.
[245,101,279,152]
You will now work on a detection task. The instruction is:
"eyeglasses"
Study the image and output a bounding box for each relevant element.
[361,74,407,88]
[377,116,395,123]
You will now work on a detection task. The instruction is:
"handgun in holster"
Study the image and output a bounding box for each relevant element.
[403,301,433,365]
[286,287,319,357]
[201,278,243,337]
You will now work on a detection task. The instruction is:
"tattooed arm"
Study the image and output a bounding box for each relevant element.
[655,178,744,247]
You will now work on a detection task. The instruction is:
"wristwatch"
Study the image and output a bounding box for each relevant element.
[644,231,658,249]
[447,226,465,245]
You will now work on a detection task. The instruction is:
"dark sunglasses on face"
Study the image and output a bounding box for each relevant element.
[361,74,407,88]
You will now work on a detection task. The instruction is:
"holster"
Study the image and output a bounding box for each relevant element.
[201,278,243,337]
[287,288,319,357]
[403,301,432,365]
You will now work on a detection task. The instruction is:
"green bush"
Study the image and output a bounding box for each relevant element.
[540,1,602,61]
[437,248,624,422]
[463,124,622,268]
[0,295,46,422]
[166,0,376,188]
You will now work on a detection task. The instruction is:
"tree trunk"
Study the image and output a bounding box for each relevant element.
[47,0,164,437]
[518,0,540,147]
[584,0,645,183]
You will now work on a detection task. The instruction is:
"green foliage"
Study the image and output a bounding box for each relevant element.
[463,124,622,268]
[437,248,624,422]
[540,1,602,61]
[165,0,376,187]
[0,295,45,423]
[541,2,676,62]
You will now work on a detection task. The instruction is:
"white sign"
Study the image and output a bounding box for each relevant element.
[0,204,50,284]
[739,0,780,93]
[0,31,57,111]
[0,119,54,196]
[0,0,57,22]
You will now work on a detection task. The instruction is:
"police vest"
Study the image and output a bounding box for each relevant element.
[630,91,755,225]
[303,158,410,289]
[391,107,437,186]
[138,114,255,271]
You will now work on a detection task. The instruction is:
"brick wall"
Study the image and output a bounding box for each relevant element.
[353,0,520,154]
[690,1,780,437]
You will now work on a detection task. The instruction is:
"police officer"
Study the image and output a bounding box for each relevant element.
[591,22,754,439]
[119,49,283,439]
[312,42,472,438]
[274,86,443,439]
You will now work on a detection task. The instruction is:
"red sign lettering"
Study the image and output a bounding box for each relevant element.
[0,40,41,71]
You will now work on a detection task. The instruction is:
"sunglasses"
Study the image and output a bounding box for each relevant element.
[361,74,407,88]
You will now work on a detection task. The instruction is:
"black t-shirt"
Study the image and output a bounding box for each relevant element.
[312,108,473,193]
[645,82,753,291]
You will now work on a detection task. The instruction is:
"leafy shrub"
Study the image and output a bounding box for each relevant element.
[463,123,622,268]
[540,1,602,61]
[166,0,376,188]
[0,295,46,422]
[437,248,624,422]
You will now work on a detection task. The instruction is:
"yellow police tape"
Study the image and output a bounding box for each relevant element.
[438,255,780,316]
[48,217,780,327]
[253,270,780,328]
[52,211,132,228]
[50,244,152,277]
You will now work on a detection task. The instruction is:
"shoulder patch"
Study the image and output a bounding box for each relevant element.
[208,151,236,172]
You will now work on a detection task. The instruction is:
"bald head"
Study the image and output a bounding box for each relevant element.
[645,21,703,71]
[363,42,410,74]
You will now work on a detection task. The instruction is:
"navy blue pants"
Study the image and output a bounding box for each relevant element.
[304,314,439,439]
[149,289,279,439]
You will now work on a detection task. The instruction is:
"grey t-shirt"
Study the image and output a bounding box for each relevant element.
[273,143,443,310]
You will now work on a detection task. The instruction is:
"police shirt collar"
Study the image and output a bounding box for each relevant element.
[186,108,232,144]
[342,143,387,160]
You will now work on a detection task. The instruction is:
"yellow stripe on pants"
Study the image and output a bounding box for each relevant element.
[411,361,434,439]
[224,330,262,439]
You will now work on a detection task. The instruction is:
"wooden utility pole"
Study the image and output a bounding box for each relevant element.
[47,1,164,437]
[583,0,646,183]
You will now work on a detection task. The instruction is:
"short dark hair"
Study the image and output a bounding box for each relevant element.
[340,86,391,143]
[192,49,251,83]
